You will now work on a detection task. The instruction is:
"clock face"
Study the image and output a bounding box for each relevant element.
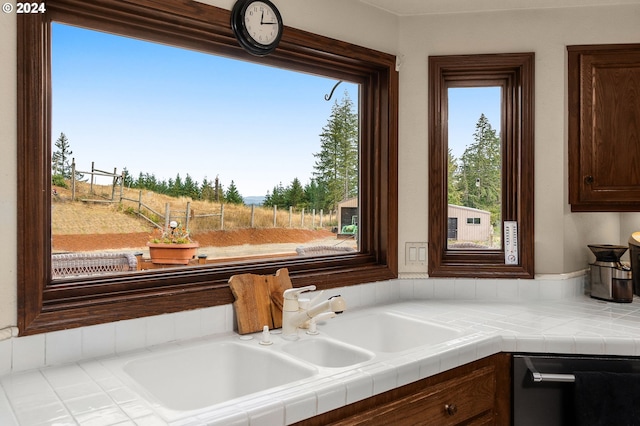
[244,1,280,46]
[231,0,283,56]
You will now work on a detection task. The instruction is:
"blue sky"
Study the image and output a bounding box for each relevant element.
[51,23,500,197]
[448,87,501,160]
[51,23,357,197]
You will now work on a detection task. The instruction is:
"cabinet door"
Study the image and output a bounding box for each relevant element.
[568,44,640,211]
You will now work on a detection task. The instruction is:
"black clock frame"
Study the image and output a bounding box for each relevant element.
[231,0,283,56]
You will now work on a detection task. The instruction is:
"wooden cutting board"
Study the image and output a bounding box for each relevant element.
[228,268,292,334]
[269,268,292,329]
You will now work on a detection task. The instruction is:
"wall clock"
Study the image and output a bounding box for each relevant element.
[231,0,283,56]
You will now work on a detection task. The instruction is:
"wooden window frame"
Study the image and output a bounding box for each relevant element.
[428,53,534,278]
[17,0,398,335]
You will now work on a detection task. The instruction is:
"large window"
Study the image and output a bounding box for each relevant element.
[17,0,398,335]
[428,53,534,278]
[50,22,360,277]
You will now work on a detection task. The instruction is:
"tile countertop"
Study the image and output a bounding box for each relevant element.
[2,295,640,426]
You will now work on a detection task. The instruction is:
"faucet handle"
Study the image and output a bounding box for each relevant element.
[283,285,316,300]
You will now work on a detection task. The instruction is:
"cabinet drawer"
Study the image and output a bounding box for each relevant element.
[332,366,496,426]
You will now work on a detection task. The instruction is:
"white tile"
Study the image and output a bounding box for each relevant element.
[574,335,606,354]
[146,314,176,347]
[82,323,116,359]
[496,281,519,300]
[475,280,497,299]
[0,388,18,426]
[454,279,476,299]
[46,328,82,367]
[538,280,563,299]
[315,381,347,415]
[433,279,455,299]
[604,337,636,356]
[397,279,415,300]
[518,280,540,300]
[200,306,228,336]
[418,355,441,379]
[13,402,72,426]
[174,309,202,341]
[0,338,11,376]
[359,283,376,307]
[365,363,397,394]
[245,400,285,426]
[281,392,317,424]
[115,317,147,354]
[515,335,545,352]
[543,335,576,354]
[41,364,92,389]
[344,372,373,404]
[64,392,116,416]
[73,405,129,425]
[374,280,393,304]
[413,279,434,299]
[12,334,45,372]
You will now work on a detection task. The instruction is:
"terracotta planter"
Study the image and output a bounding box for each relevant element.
[147,242,199,265]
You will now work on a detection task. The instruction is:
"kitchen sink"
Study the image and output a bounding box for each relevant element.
[122,341,316,411]
[282,337,374,368]
[320,311,464,353]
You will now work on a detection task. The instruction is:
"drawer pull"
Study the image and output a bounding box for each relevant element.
[445,403,458,416]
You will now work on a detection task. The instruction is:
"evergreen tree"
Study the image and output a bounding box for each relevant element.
[447,148,462,205]
[455,114,502,225]
[286,178,305,208]
[183,174,200,199]
[313,91,358,211]
[122,167,134,188]
[51,132,75,179]
[200,177,217,202]
[303,179,327,211]
[224,180,244,204]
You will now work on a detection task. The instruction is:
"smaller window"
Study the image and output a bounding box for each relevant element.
[428,52,535,278]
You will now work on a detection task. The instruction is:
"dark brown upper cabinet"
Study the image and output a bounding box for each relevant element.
[568,44,640,212]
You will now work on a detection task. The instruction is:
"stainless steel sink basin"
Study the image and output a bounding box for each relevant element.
[282,337,374,368]
[320,311,464,353]
[122,341,316,411]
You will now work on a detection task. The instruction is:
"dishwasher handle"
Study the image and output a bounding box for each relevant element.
[525,356,576,383]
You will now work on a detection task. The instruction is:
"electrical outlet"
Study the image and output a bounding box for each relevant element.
[406,242,428,265]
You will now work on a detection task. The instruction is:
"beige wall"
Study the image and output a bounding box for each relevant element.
[2,0,639,330]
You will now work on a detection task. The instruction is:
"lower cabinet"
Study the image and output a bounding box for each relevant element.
[294,353,511,426]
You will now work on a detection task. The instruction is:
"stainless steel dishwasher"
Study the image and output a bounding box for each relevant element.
[512,353,640,425]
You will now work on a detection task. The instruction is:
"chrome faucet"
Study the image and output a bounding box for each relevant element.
[282,285,346,340]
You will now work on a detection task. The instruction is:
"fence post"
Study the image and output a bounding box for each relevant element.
[273,205,277,227]
[320,209,324,227]
[119,172,125,201]
[137,191,142,214]
[71,158,76,201]
[301,208,305,228]
[220,204,225,230]
[312,209,316,229]
[185,201,191,230]
[289,206,293,228]
[111,167,117,201]
[164,203,170,229]
[90,161,95,194]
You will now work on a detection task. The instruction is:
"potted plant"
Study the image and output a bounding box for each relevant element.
[147,220,199,265]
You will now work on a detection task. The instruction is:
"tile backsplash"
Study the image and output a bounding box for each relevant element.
[0,274,585,376]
